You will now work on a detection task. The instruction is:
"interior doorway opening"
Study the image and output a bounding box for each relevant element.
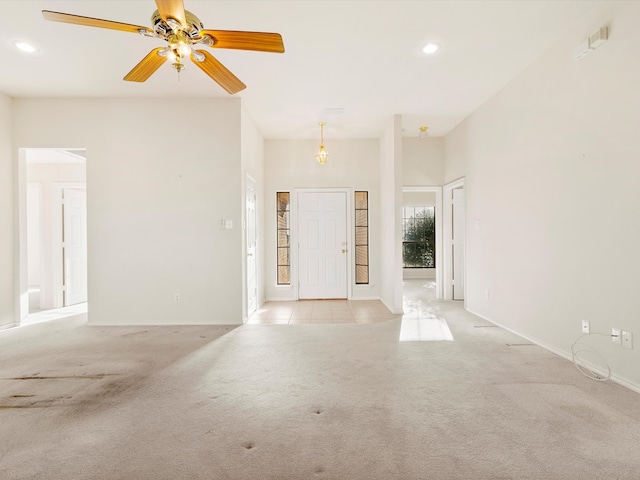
[402,186,443,299]
[19,148,88,325]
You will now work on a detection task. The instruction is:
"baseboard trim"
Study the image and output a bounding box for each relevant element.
[465,307,640,395]
[265,296,384,303]
[265,296,297,303]
[380,298,404,315]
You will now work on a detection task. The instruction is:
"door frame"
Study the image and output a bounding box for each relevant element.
[244,174,258,321]
[292,188,352,300]
[443,178,465,301]
[26,182,43,312]
[55,184,87,307]
[402,186,443,299]
[17,148,88,324]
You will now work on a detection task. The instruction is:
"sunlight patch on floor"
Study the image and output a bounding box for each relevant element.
[398,317,454,342]
[22,303,88,326]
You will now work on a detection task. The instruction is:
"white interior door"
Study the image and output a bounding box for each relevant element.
[63,188,87,306]
[298,191,348,299]
[452,188,465,300]
[246,177,258,315]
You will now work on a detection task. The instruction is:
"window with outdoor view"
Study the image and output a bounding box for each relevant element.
[355,191,369,284]
[276,192,290,284]
[402,206,435,268]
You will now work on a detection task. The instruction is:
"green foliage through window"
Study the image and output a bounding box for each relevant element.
[402,206,435,268]
[276,192,290,284]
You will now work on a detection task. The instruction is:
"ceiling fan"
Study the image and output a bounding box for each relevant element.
[42,0,285,94]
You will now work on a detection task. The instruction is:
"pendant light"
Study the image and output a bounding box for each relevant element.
[315,122,328,165]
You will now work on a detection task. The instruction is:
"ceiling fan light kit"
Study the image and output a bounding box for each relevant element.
[42,0,285,94]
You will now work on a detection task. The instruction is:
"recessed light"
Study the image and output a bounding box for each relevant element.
[12,40,38,53]
[422,42,441,55]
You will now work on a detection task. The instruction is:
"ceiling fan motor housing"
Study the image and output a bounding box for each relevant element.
[151,9,204,40]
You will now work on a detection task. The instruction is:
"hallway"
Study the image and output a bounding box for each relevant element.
[247,279,436,325]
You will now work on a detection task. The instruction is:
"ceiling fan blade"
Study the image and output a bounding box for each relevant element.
[42,10,152,35]
[201,30,285,53]
[155,0,187,28]
[190,50,246,94]
[124,48,168,82]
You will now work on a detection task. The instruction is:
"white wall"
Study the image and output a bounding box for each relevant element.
[26,159,86,309]
[403,191,436,206]
[446,1,640,390]
[443,133,467,185]
[402,137,445,186]
[0,94,13,327]
[14,98,243,325]
[240,107,265,317]
[379,115,404,313]
[264,138,380,301]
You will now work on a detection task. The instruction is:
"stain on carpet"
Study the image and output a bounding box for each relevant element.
[6,374,119,380]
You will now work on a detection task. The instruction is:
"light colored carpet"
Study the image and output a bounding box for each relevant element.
[1,299,640,479]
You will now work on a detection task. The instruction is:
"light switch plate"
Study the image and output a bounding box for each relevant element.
[612,328,621,345]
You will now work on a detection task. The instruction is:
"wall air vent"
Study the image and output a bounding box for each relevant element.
[589,27,608,49]
[573,26,608,61]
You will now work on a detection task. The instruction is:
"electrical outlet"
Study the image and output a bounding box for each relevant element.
[581,320,590,334]
[622,331,633,349]
[612,328,621,345]
[485,289,490,300]
[174,293,181,303]
[219,219,233,230]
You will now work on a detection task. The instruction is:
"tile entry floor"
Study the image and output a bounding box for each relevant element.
[247,279,436,325]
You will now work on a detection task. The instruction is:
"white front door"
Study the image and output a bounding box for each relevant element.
[246,177,258,316]
[63,188,87,306]
[298,191,348,299]
[452,188,465,300]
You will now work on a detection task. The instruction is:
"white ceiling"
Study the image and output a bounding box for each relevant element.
[1,1,600,139]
